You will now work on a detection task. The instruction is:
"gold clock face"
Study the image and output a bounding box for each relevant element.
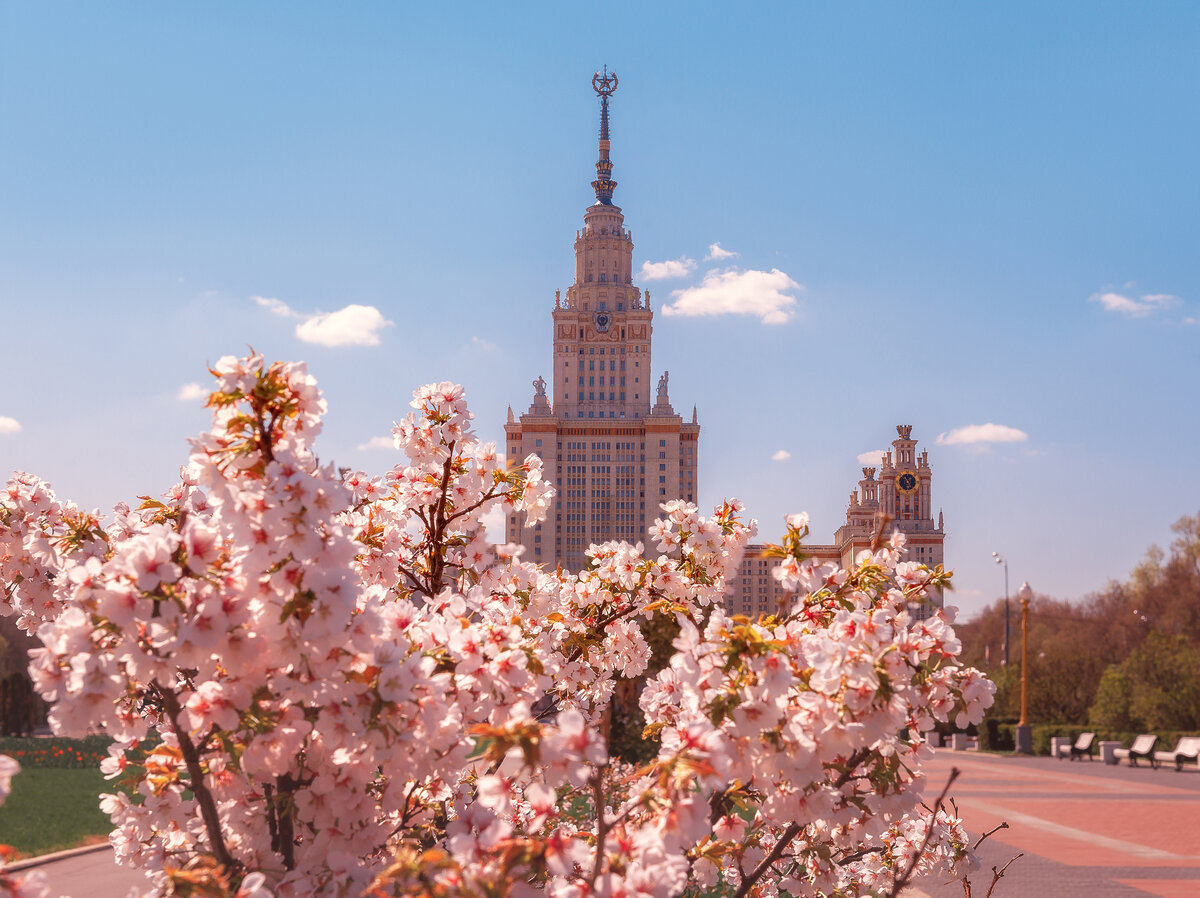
[896,471,918,494]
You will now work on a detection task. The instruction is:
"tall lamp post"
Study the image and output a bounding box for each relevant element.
[992,552,1010,666]
[1015,581,1034,754]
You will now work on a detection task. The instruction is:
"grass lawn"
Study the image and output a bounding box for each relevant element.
[0,767,112,858]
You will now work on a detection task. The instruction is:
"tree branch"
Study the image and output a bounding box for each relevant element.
[153,680,237,871]
[883,767,960,898]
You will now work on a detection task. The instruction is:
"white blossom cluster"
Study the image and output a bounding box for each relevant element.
[0,351,993,898]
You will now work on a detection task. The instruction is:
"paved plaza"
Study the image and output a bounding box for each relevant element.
[910,749,1200,897]
[14,749,1200,897]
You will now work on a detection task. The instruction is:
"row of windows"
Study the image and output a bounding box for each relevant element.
[567,392,627,402]
[578,377,626,387]
[584,273,632,284]
[568,346,639,355]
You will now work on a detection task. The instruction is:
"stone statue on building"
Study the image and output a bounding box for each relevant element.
[657,370,669,401]
[533,375,547,398]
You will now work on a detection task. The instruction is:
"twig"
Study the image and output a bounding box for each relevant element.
[973,821,1009,850]
[983,854,1022,898]
[883,767,961,898]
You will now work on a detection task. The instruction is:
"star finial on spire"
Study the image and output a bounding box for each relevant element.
[591,66,619,205]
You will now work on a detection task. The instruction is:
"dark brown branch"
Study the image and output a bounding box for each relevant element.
[274,773,298,869]
[587,765,610,889]
[153,681,237,870]
[973,821,1009,850]
[983,853,1022,898]
[733,748,873,898]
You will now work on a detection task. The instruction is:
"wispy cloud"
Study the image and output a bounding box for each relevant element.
[771,449,791,461]
[0,416,21,435]
[640,256,697,281]
[177,382,207,402]
[1089,290,1180,318]
[663,268,801,325]
[253,295,298,318]
[705,243,737,261]
[937,423,1028,446]
[356,435,396,451]
[471,336,498,352]
[253,296,394,347]
[857,449,886,465]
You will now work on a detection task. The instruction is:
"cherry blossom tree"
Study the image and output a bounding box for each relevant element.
[0,352,994,898]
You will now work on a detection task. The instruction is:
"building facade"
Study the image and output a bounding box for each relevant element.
[728,425,946,619]
[505,70,699,570]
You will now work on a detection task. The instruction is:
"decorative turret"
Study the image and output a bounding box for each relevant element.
[591,67,618,205]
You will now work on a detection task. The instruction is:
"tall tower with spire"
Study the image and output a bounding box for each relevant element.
[505,69,700,570]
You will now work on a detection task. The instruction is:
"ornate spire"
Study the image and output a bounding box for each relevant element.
[591,67,618,205]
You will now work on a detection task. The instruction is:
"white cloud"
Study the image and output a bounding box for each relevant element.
[0,416,21,435]
[177,382,207,402]
[471,336,498,352]
[252,296,393,347]
[705,243,737,261]
[1182,316,1197,326]
[857,449,886,465]
[253,295,298,318]
[295,304,393,347]
[356,435,396,451]
[771,449,791,461]
[1089,290,1180,318]
[481,502,508,544]
[663,268,801,325]
[639,256,697,281]
[937,423,1029,446]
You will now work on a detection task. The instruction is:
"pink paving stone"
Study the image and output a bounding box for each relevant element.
[921,750,1200,878]
[1112,880,1200,897]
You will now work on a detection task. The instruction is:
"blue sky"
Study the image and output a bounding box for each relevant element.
[2,3,1197,616]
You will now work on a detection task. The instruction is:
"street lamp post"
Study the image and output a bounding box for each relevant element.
[1015,581,1033,754]
[992,552,1009,666]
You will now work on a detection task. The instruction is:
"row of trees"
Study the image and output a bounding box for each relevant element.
[956,512,1200,732]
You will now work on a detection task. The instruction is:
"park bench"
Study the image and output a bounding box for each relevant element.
[1153,736,1200,771]
[1055,732,1096,761]
[1112,734,1159,767]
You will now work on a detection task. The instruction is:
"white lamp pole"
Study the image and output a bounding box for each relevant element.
[992,552,1009,666]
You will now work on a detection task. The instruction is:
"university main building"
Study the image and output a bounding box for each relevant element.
[505,71,944,613]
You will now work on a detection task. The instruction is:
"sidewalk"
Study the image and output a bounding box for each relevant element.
[911,749,1200,897]
[11,750,1199,897]
[7,844,147,897]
